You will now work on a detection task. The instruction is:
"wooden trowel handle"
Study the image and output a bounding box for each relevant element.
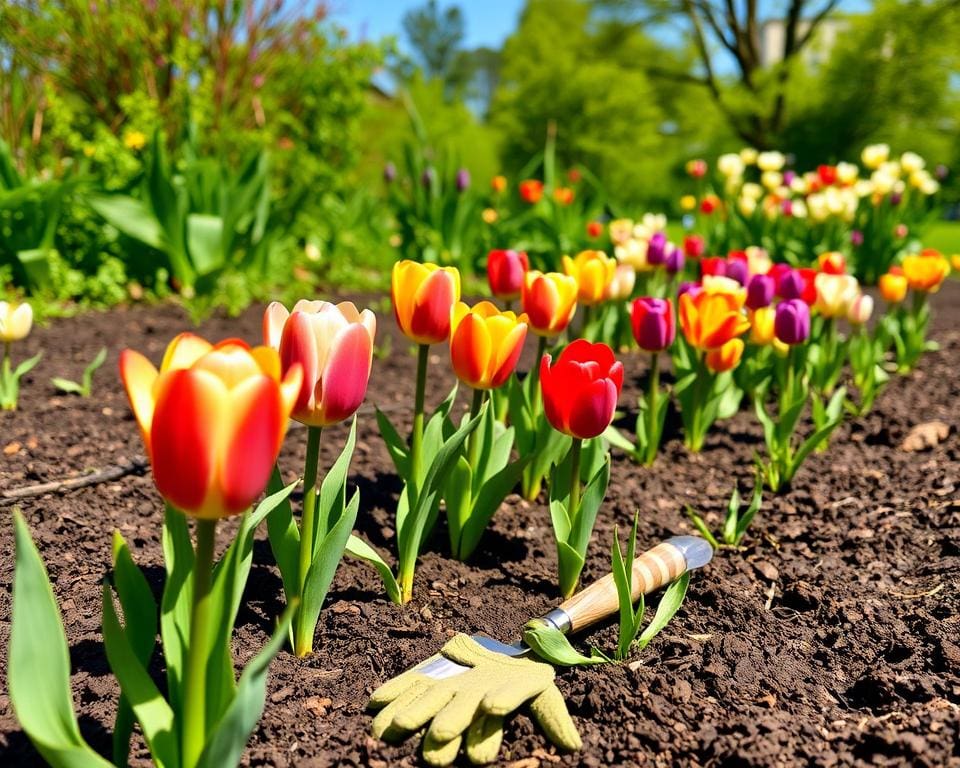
[553,538,702,634]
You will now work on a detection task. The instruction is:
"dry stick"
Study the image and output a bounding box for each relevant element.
[1,456,150,506]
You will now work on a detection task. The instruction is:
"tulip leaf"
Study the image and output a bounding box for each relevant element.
[265,466,301,605]
[160,505,195,717]
[375,406,409,481]
[299,489,360,641]
[14,350,43,378]
[522,621,606,667]
[733,482,763,544]
[456,453,531,560]
[9,510,115,768]
[568,457,610,560]
[548,498,571,544]
[602,424,639,460]
[195,602,296,768]
[110,531,158,767]
[102,583,179,768]
[636,572,690,651]
[556,542,586,601]
[344,535,402,604]
[444,455,473,555]
[316,418,357,548]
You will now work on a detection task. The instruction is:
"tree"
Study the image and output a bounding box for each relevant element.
[402,0,470,98]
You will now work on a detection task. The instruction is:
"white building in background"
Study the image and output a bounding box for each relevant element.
[759,17,851,68]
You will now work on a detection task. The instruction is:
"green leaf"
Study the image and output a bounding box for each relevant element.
[444,455,473,556]
[186,213,225,275]
[9,510,114,768]
[721,484,741,545]
[196,602,297,768]
[556,541,585,599]
[51,377,84,395]
[455,454,530,560]
[683,506,721,550]
[82,347,108,394]
[376,406,410,481]
[14,351,43,379]
[734,482,763,544]
[88,193,165,249]
[522,621,606,667]
[110,531,158,766]
[568,457,610,559]
[636,572,690,651]
[265,466,301,605]
[160,505,195,717]
[316,418,358,547]
[602,424,640,461]
[344,535,402,604]
[102,583,179,768]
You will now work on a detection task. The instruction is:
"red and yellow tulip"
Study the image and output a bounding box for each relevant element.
[705,338,744,373]
[902,250,950,293]
[120,333,302,519]
[264,300,376,427]
[392,261,461,344]
[879,269,908,303]
[449,301,528,390]
[679,291,751,351]
[522,270,579,337]
[562,250,616,306]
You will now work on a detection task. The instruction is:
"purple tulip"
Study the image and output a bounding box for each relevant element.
[889,191,902,206]
[421,167,436,188]
[775,299,811,345]
[647,231,667,265]
[850,229,864,247]
[725,258,749,286]
[745,274,775,310]
[783,170,796,185]
[383,162,397,183]
[630,297,675,352]
[677,281,702,300]
[778,268,804,300]
[665,245,685,275]
[456,168,471,192]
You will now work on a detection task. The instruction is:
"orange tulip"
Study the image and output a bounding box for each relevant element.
[878,270,908,303]
[562,250,616,306]
[679,291,751,351]
[449,301,528,390]
[120,334,302,519]
[706,338,744,373]
[522,270,579,337]
[491,175,507,193]
[902,250,950,293]
[392,260,461,344]
[553,186,575,205]
[264,300,376,427]
[519,179,544,204]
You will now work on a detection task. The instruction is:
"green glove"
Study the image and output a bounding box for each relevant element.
[369,633,582,766]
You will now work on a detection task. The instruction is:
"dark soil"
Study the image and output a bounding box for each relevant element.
[1,285,958,768]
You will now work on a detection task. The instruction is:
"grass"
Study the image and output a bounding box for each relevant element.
[922,220,960,255]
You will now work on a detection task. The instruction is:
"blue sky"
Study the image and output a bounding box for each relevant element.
[328,0,526,50]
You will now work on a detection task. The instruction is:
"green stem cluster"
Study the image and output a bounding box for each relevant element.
[294,425,323,656]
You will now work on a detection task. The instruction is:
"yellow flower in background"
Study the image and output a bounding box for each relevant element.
[0,301,33,342]
[82,145,96,158]
[482,208,499,224]
[900,152,925,174]
[757,151,785,172]
[740,147,758,165]
[680,195,697,212]
[718,153,745,178]
[814,273,860,318]
[836,162,858,185]
[563,250,616,306]
[951,254,960,272]
[748,307,776,346]
[879,271,908,304]
[861,143,889,170]
[123,130,147,151]
[902,250,950,293]
[609,218,635,245]
[761,171,783,190]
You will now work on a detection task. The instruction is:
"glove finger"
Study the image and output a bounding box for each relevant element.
[371,677,433,740]
[465,713,504,765]
[393,679,457,732]
[422,730,462,767]
[428,686,485,743]
[369,659,438,708]
[480,665,554,716]
[529,684,582,752]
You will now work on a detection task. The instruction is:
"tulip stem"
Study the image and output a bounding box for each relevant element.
[294,425,323,657]
[467,388,486,471]
[410,344,430,487]
[569,437,583,532]
[530,335,548,414]
[645,353,660,466]
[182,517,217,768]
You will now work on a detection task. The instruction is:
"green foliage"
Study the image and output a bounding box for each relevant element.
[686,481,763,548]
[51,346,107,397]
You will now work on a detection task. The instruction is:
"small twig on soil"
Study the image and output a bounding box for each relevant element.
[889,583,944,599]
[1,456,149,506]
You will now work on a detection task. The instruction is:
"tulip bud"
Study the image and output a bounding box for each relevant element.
[850,230,864,247]
[725,257,748,286]
[486,249,530,301]
[519,179,544,204]
[818,251,846,275]
[455,168,471,192]
[777,268,804,301]
[814,273,860,318]
[631,297,675,352]
[491,175,507,193]
[392,260,461,345]
[745,274,775,310]
[706,338,744,373]
[665,246,685,275]
[879,271,908,303]
[0,301,34,343]
[902,250,950,293]
[562,250,616,306]
[383,162,397,183]
[586,220,603,239]
[605,263,636,301]
[647,232,667,265]
[683,235,705,258]
[449,301,527,390]
[700,256,726,278]
[522,270,578,337]
[847,293,874,325]
[774,299,811,345]
[540,340,623,440]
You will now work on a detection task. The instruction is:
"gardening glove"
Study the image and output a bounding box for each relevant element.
[369,633,582,766]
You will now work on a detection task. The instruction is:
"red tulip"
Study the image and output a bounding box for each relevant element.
[487,249,530,300]
[540,340,623,440]
[519,179,544,204]
[683,234,705,258]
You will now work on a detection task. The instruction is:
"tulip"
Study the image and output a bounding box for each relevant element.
[562,250,616,307]
[686,159,707,178]
[749,306,776,345]
[901,152,924,174]
[487,249,530,301]
[814,273,860,318]
[902,251,950,293]
[491,175,507,193]
[774,299,811,345]
[631,297,675,352]
[120,333,302,519]
[647,232,667,265]
[567,168,582,183]
[778,269,803,300]
[700,256,727,277]
[519,179,544,204]
[586,220,603,239]
[263,300,376,427]
[0,301,33,343]
[706,338,744,373]
[879,270,908,304]
[540,340,623,440]
[522,270,579,338]
[677,281,701,300]
[449,301,528,390]
[679,291,750,351]
[683,235,705,258]
[482,207,498,224]
[700,195,720,214]
[861,143,889,170]
[740,147,758,165]
[455,168,471,192]
[702,275,747,306]
[757,151,785,171]
[746,274,775,310]
[383,162,397,183]
[392,260,461,345]
[554,186,575,205]
[680,195,697,212]
[665,246,685,275]
[818,251,846,275]
[817,165,838,186]
[725,257,749,286]
[609,218,634,245]
[605,263,636,301]
[850,230,864,247]
[718,153,745,178]
[847,293,874,325]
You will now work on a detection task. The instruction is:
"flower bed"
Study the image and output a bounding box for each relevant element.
[1,285,958,767]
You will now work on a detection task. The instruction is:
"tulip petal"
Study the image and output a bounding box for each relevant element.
[119,350,159,440]
[314,323,373,425]
[411,269,457,343]
[263,302,290,349]
[279,312,320,416]
[568,378,618,439]
[451,313,492,389]
[161,333,213,373]
[540,354,569,434]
